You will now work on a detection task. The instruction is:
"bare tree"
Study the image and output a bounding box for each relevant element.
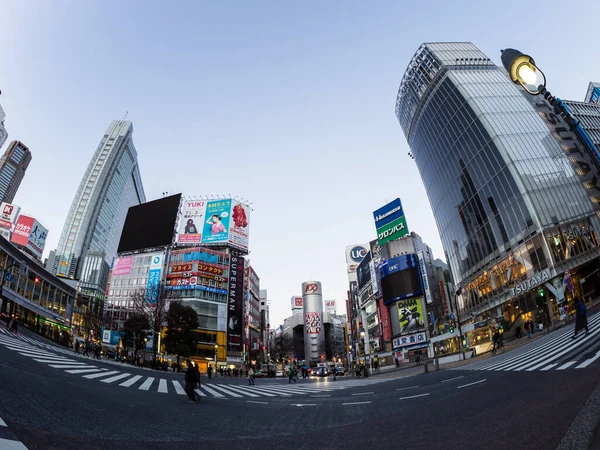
[271,334,294,364]
[129,286,170,366]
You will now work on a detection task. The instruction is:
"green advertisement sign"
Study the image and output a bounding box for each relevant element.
[376,215,408,245]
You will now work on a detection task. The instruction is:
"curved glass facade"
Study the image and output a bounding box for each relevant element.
[396,43,597,317]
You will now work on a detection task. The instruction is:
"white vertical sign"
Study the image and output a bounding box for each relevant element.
[417,251,432,305]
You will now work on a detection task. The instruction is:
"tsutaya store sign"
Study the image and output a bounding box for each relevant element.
[510,270,550,297]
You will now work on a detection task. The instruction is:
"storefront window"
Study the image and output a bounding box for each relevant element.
[47,285,56,311]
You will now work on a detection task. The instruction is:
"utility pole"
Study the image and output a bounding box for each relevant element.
[453,288,467,361]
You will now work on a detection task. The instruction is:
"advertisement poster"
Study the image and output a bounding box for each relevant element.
[229,200,250,250]
[373,198,409,246]
[177,201,205,244]
[0,202,20,230]
[10,214,34,246]
[417,251,432,305]
[378,297,392,341]
[202,199,231,244]
[305,312,322,334]
[25,218,48,259]
[146,253,164,304]
[325,300,336,314]
[397,297,425,333]
[113,256,133,276]
[226,255,245,353]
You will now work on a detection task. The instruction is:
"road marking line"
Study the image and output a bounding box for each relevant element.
[396,386,419,391]
[49,364,94,369]
[557,361,578,371]
[33,358,76,363]
[194,388,206,397]
[217,385,260,397]
[441,376,464,383]
[0,417,7,426]
[158,379,168,393]
[209,385,243,397]
[120,375,143,387]
[457,379,486,389]
[101,373,132,384]
[310,395,331,398]
[290,403,316,407]
[229,385,275,397]
[351,392,373,396]
[172,380,187,395]
[83,370,120,379]
[399,393,430,400]
[200,385,224,397]
[576,352,600,369]
[247,400,269,404]
[343,401,371,405]
[65,368,102,374]
[540,364,557,371]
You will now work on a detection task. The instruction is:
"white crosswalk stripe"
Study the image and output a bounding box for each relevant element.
[454,311,600,372]
[0,329,398,399]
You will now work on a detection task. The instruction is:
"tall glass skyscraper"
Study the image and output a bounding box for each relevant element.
[0,140,32,203]
[395,43,600,331]
[51,120,145,283]
[0,103,7,149]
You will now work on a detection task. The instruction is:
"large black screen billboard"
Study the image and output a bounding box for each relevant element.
[356,250,372,291]
[117,193,182,253]
[379,254,422,305]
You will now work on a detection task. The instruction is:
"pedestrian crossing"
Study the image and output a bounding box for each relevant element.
[0,330,390,399]
[456,311,600,373]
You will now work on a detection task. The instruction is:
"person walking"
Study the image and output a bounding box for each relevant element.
[248,366,255,385]
[572,297,589,339]
[288,365,297,384]
[524,320,531,339]
[184,360,200,404]
[207,365,213,380]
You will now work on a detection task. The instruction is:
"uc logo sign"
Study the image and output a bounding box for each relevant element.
[350,246,367,263]
[305,283,319,293]
[153,256,161,264]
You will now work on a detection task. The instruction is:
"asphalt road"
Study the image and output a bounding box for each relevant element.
[1,328,599,449]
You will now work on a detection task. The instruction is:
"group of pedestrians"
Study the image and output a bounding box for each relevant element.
[74,340,102,359]
[7,318,18,334]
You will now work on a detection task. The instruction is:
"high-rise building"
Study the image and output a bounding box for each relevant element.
[395,43,600,339]
[0,103,7,149]
[0,141,32,204]
[48,120,145,339]
[584,82,600,104]
[50,120,145,281]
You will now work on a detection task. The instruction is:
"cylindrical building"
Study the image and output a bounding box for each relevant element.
[302,280,325,363]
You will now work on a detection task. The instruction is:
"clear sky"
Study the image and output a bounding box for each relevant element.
[1,0,599,327]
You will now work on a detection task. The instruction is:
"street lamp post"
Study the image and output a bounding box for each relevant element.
[500,48,600,164]
[453,288,467,361]
[214,344,218,370]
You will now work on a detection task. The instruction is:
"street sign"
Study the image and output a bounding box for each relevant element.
[4,273,12,282]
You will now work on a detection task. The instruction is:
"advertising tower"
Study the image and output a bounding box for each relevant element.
[302,280,325,363]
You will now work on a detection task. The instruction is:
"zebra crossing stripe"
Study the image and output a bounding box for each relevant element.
[200,385,224,397]
[33,358,77,363]
[66,368,103,374]
[138,377,155,390]
[83,370,120,379]
[101,373,132,384]
[576,352,600,369]
[540,364,557,371]
[120,375,142,387]
[172,381,186,395]
[210,385,244,397]
[194,388,206,397]
[49,364,94,369]
[557,361,577,370]
[158,379,168,393]
[226,385,273,397]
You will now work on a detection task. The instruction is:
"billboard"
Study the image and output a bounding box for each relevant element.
[305,312,322,334]
[373,198,409,246]
[203,199,231,244]
[229,200,250,250]
[291,296,303,309]
[417,251,432,305]
[591,87,600,104]
[397,297,425,334]
[113,256,133,276]
[392,331,427,350]
[0,202,20,230]
[379,254,422,305]
[146,252,165,304]
[11,214,48,258]
[118,194,182,253]
[177,200,205,244]
[102,329,121,346]
[226,255,245,353]
[345,244,368,273]
[356,250,372,291]
[325,300,336,314]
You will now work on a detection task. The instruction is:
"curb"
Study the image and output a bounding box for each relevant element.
[557,377,600,449]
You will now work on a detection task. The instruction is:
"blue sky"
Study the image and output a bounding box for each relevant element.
[1,0,599,327]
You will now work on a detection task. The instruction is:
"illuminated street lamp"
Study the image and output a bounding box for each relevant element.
[501,48,600,162]
[214,344,218,368]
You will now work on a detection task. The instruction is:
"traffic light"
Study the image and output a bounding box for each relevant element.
[449,325,455,334]
[538,288,544,297]
[34,276,40,284]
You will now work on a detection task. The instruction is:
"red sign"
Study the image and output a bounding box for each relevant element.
[171,263,193,273]
[305,283,318,293]
[10,215,34,246]
[439,281,449,315]
[294,297,303,307]
[197,263,224,276]
[378,297,392,341]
